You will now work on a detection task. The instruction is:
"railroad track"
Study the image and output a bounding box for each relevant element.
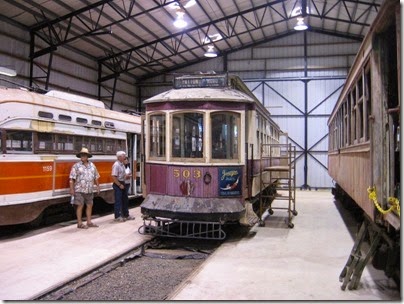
[35,237,222,301]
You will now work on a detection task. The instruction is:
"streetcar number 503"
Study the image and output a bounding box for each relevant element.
[173,168,201,179]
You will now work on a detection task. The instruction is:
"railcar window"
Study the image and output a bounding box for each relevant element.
[149,114,166,158]
[37,133,53,150]
[343,102,347,146]
[105,138,115,153]
[105,121,115,129]
[338,110,343,149]
[76,117,88,124]
[350,93,357,144]
[75,136,84,151]
[211,112,240,160]
[365,67,371,141]
[91,120,102,126]
[56,134,74,151]
[58,114,71,121]
[38,111,53,119]
[358,99,364,141]
[35,132,125,154]
[6,131,32,152]
[88,137,104,152]
[172,112,203,158]
[358,77,363,98]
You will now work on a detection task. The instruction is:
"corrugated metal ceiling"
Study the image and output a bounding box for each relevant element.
[0,0,383,82]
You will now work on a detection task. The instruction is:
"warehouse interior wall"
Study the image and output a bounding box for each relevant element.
[0,18,361,188]
[0,19,138,112]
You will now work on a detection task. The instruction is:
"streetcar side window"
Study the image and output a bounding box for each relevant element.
[149,114,166,159]
[211,112,240,160]
[172,112,204,159]
[6,130,32,152]
[88,137,104,153]
[37,133,53,151]
[55,134,74,151]
[364,65,371,141]
[34,132,125,155]
[350,92,356,145]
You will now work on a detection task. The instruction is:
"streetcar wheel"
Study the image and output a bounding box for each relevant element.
[292,210,298,216]
[268,209,274,215]
[288,222,294,228]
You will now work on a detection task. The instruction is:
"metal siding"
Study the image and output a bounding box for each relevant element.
[295,157,306,189]
[308,42,361,56]
[308,69,348,77]
[0,20,138,110]
[308,56,350,69]
[307,154,333,189]
[0,21,30,88]
[261,81,305,115]
[308,79,344,115]
[308,117,329,150]
[253,45,304,58]
[267,58,305,70]
[228,59,266,71]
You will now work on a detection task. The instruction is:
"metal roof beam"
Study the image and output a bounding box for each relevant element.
[100,0,287,62]
[30,0,113,31]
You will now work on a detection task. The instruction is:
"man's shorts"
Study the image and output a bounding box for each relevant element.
[74,192,94,205]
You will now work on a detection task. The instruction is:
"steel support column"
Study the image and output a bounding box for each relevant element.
[29,32,55,91]
[302,31,310,190]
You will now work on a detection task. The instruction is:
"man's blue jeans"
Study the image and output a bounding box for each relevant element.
[122,183,130,218]
[113,183,124,219]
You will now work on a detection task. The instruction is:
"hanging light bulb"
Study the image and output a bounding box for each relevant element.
[294,17,308,31]
[173,9,187,29]
[204,45,217,58]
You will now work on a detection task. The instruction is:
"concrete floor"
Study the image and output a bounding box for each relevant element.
[169,190,400,301]
[0,207,151,300]
[0,190,400,301]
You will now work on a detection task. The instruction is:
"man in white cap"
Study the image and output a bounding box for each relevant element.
[111,151,135,222]
[69,147,100,229]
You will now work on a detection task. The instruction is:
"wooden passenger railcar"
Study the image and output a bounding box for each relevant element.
[140,74,282,238]
[327,0,400,285]
[328,0,400,230]
[0,88,142,226]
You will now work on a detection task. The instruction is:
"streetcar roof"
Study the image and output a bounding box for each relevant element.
[45,90,106,109]
[143,87,256,104]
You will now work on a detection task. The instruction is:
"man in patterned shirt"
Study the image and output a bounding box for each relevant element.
[69,147,100,229]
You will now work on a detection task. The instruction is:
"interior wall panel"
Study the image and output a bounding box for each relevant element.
[0,20,137,111]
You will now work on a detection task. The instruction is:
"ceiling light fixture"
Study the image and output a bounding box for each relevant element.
[173,9,187,29]
[169,0,196,9]
[202,33,223,44]
[183,0,196,8]
[0,67,17,77]
[294,17,308,31]
[204,45,217,58]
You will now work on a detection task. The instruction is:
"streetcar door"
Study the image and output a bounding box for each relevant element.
[127,133,142,197]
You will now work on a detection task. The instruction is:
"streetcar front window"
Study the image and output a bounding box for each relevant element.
[211,112,240,160]
[149,114,166,158]
[172,112,203,159]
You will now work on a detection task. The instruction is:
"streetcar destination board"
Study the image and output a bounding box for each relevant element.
[174,74,227,89]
